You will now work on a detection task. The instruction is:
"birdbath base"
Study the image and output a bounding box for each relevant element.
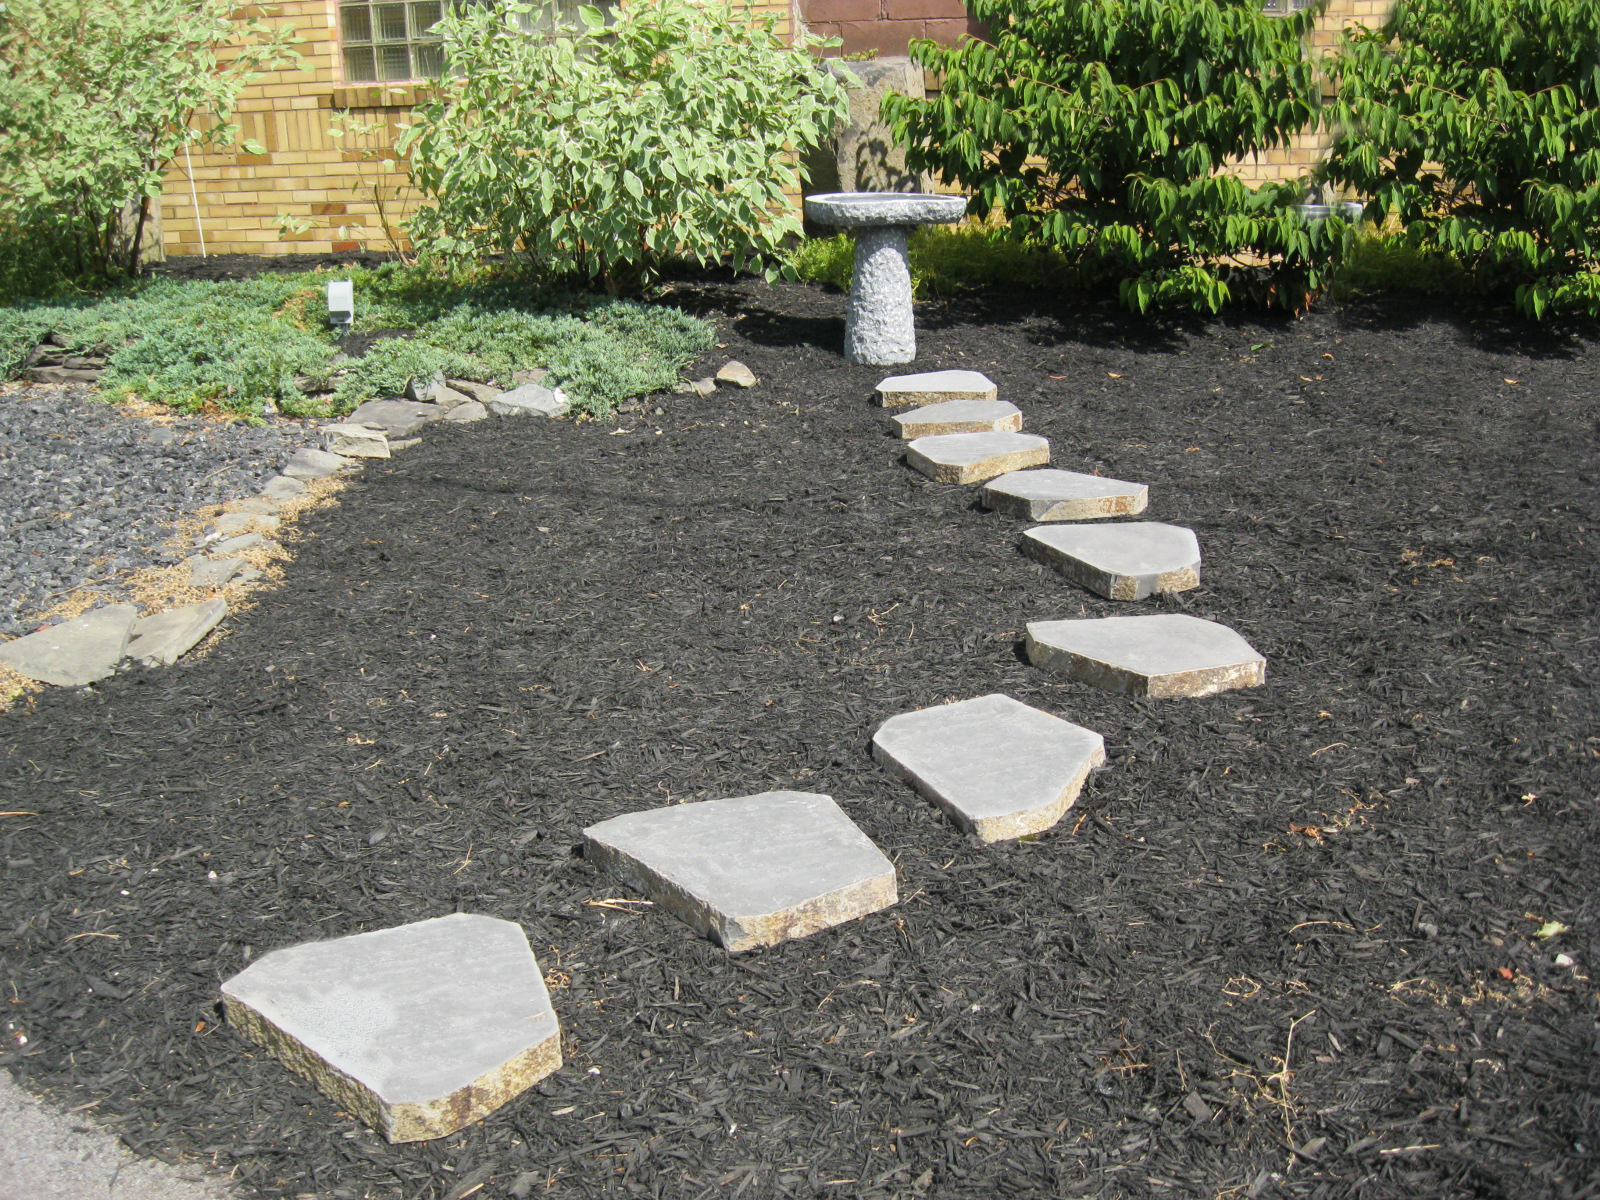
[804,192,968,366]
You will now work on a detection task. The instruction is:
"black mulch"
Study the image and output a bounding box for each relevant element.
[3,280,1598,1200]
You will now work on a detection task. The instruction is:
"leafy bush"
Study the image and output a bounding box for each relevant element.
[884,0,1351,312]
[1322,0,1600,318]
[1327,228,1475,301]
[789,225,1082,297]
[400,0,849,292]
[0,0,297,291]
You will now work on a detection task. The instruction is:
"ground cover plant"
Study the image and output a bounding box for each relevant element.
[0,274,1595,1199]
[401,0,849,293]
[884,0,1352,312]
[1322,0,1600,318]
[0,0,297,298]
[0,265,714,418]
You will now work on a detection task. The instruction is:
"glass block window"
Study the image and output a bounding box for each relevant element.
[340,1,445,83]
[1262,0,1314,13]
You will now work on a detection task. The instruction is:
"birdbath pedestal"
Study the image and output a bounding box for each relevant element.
[803,192,968,366]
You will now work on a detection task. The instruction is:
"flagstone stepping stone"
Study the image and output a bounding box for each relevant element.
[489,384,570,418]
[892,399,1021,438]
[875,369,997,408]
[126,599,227,667]
[322,423,390,458]
[346,399,446,439]
[221,913,561,1144]
[223,495,280,516]
[446,378,500,403]
[871,694,1105,842]
[212,532,268,557]
[0,604,138,687]
[1023,522,1200,599]
[1026,614,1266,699]
[260,475,306,502]
[443,400,488,423]
[906,431,1049,484]
[583,791,897,952]
[187,555,247,588]
[283,446,354,479]
[215,512,280,537]
[982,468,1149,521]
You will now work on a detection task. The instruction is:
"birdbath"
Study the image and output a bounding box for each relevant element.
[803,192,968,365]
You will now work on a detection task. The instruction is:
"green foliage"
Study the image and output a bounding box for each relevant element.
[884,0,1350,312]
[1328,228,1475,301]
[788,225,1083,297]
[400,0,850,292]
[0,0,299,291]
[0,267,714,418]
[1322,0,1600,318]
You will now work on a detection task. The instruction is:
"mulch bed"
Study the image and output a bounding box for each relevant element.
[2,277,1597,1200]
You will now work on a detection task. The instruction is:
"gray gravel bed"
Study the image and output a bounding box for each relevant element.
[0,384,320,638]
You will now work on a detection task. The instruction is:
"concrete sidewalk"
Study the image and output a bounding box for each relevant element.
[0,1071,237,1200]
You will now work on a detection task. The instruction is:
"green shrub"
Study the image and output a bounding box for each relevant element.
[884,0,1350,312]
[1322,0,1600,318]
[789,224,1083,298]
[0,0,297,290]
[400,0,849,292]
[1328,228,1475,301]
[327,337,486,411]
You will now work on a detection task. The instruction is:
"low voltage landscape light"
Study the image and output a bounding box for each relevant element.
[327,279,354,330]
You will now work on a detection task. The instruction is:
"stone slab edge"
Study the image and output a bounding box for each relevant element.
[1021,533,1200,600]
[1025,628,1265,699]
[906,441,1049,485]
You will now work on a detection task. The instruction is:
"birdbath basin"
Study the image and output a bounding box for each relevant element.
[804,192,968,365]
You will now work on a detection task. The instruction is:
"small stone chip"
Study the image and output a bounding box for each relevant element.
[982,468,1149,521]
[583,791,897,952]
[221,913,562,1143]
[875,369,997,408]
[715,360,758,388]
[1026,614,1265,698]
[872,694,1105,842]
[905,431,1050,484]
[891,399,1022,439]
[1023,522,1200,600]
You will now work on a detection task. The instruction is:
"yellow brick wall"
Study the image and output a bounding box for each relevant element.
[162,0,1392,257]
[160,0,798,257]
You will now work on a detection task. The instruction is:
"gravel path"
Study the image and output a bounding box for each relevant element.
[0,383,319,637]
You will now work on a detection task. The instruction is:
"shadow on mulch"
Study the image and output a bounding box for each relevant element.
[2,278,1598,1200]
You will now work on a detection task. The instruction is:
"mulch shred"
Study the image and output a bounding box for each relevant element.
[2,278,1597,1200]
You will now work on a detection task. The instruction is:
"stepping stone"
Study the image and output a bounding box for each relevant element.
[583,791,896,952]
[322,423,389,458]
[446,378,500,403]
[126,599,227,667]
[875,369,997,408]
[0,604,138,687]
[489,384,570,418]
[906,431,1049,484]
[221,913,561,1144]
[215,512,280,537]
[429,383,475,409]
[223,495,280,516]
[1023,522,1200,600]
[442,400,488,423]
[346,398,446,439]
[187,555,246,588]
[260,475,306,502]
[715,360,758,388]
[891,399,1021,439]
[1026,614,1266,699]
[982,468,1148,521]
[283,446,353,479]
[872,694,1105,842]
[212,533,268,557]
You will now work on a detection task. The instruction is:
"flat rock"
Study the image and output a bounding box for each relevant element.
[187,555,246,588]
[876,369,997,408]
[446,379,500,403]
[982,468,1149,521]
[872,694,1106,842]
[221,913,561,1144]
[1023,522,1201,600]
[690,377,717,397]
[0,604,138,687]
[346,399,446,439]
[405,370,447,402]
[429,384,474,410]
[283,447,353,479]
[442,400,488,423]
[223,495,280,516]
[891,399,1021,438]
[260,475,306,502]
[715,360,758,388]
[489,384,570,418]
[583,791,896,952]
[322,423,389,458]
[1027,614,1266,699]
[906,431,1049,484]
[212,532,268,556]
[215,512,280,537]
[126,599,227,667]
